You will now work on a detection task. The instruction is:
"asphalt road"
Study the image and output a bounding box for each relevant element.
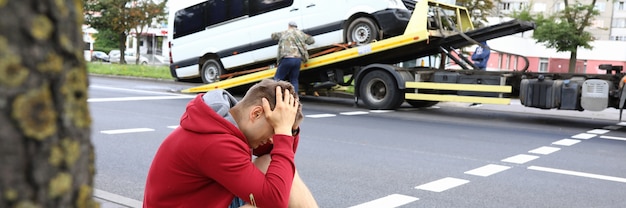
[89,76,626,208]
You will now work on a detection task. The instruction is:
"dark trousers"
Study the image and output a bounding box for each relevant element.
[274,57,302,92]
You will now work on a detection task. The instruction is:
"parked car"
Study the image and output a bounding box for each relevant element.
[91,51,110,62]
[108,49,149,64]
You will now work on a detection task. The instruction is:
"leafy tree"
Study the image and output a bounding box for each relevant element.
[130,0,168,65]
[0,0,96,207]
[84,0,167,64]
[457,0,499,28]
[94,28,118,53]
[513,0,599,73]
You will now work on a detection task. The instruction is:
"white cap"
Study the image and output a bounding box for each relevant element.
[288,21,297,27]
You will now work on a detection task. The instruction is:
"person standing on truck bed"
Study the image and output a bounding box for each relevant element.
[272,21,315,94]
[471,41,490,70]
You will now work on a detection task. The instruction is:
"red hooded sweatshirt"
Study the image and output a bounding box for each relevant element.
[143,91,299,208]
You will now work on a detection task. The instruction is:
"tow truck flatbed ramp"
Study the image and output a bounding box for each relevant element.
[182,0,534,93]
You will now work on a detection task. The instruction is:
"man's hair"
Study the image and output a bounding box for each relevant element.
[239,79,303,121]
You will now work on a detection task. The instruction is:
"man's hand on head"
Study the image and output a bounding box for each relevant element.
[262,86,298,136]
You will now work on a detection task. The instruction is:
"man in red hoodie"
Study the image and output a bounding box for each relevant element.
[143,79,318,208]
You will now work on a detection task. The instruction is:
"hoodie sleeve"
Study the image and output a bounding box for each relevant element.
[199,134,296,208]
[253,129,301,156]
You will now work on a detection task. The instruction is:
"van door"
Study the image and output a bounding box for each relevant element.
[299,0,347,49]
[246,0,300,64]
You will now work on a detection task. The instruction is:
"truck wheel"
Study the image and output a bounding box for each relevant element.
[201,59,224,84]
[346,17,379,45]
[359,70,403,109]
[406,100,439,108]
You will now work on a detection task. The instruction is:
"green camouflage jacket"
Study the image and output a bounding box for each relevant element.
[271,28,315,63]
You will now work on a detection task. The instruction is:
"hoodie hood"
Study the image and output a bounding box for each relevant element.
[179,90,244,140]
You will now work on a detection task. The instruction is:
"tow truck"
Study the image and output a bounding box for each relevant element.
[180,0,626,120]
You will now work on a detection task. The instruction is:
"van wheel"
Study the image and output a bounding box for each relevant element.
[346,17,379,45]
[359,70,403,109]
[201,59,224,84]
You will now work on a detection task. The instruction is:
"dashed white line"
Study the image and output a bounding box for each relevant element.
[415,177,469,192]
[571,133,596,140]
[348,194,419,208]
[340,111,369,116]
[587,129,610,134]
[464,164,511,177]
[617,122,626,126]
[305,114,336,118]
[167,125,179,129]
[100,128,154,134]
[528,166,626,183]
[370,110,394,113]
[501,154,540,164]
[552,139,581,146]
[599,135,626,141]
[528,146,561,155]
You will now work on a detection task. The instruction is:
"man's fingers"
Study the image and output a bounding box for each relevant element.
[261,98,271,116]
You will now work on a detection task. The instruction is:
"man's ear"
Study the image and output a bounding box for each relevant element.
[250,106,264,121]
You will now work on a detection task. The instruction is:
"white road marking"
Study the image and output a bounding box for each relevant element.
[94,189,142,208]
[617,122,626,126]
[305,114,336,118]
[415,177,470,192]
[587,129,610,134]
[90,84,184,96]
[571,133,596,140]
[348,194,419,208]
[501,154,540,164]
[464,164,511,177]
[340,111,369,116]
[370,110,393,113]
[528,166,626,183]
[88,95,194,102]
[600,135,626,141]
[167,125,179,129]
[552,139,581,146]
[528,146,561,155]
[101,128,154,134]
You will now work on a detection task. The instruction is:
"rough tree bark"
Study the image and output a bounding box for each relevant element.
[0,0,96,207]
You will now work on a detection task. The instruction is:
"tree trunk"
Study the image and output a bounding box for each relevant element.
[0,1,96,207]
[569,50,578,73]
[119,32,127,64]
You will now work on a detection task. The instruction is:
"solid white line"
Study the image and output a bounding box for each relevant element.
[340,111,369,116]
[101,128,154,134]
[88,95,194,102]
[501,154,539,164]
[90,84,184,96]
[348,194,419,208]
[587,129,610,134]
[600,135,626,141]
[415,177,469,192]
[94,189,143,208]
[571,133,596,140]
[552,139,581,146]
[528,146,561,155]
[305,114,336,118]
[528,166,626,183]
[464,164,511,177]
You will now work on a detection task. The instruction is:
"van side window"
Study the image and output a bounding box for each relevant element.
[207,0,247,26]
[174,0,248,39]
[249,0,293,16]
[174,2,206,38]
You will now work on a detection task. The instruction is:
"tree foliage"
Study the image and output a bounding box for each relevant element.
[84,0,167,64]
[457,0,499,28]
[513,0,599,73]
